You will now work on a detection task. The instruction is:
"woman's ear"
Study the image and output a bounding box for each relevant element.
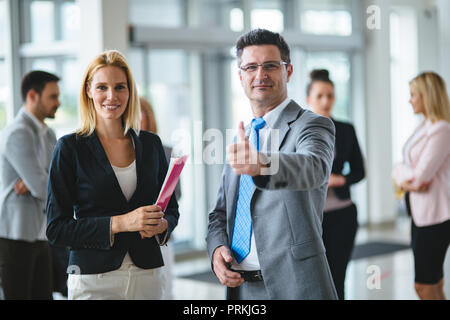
[86,84,92,99]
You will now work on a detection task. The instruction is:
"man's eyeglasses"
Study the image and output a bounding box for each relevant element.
[239,61,288,73]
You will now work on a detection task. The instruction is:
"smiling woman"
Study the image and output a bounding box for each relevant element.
[86,66,130,122]
[46,50,180,300]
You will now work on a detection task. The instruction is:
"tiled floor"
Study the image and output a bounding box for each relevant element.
[172,217,450,300]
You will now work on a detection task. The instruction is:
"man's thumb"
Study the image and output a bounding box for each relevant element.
[237,121,246,142]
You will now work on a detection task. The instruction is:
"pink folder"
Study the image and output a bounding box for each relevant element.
[156,155,189,212]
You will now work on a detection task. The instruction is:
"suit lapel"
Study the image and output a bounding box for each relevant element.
[267,100,303,151]
[129,129,142,203]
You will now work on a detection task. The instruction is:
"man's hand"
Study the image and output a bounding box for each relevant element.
[212,246,244,288]
[400,179,430,193]
[328,174,346,188]
[227,122,264,176]
[14,179,30,195]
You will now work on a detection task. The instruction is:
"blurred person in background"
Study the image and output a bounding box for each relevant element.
[0,70,60,299]
[46,50,179,300]
[140,97,181,300]
[393,71,450,300]
[306,69,365,300]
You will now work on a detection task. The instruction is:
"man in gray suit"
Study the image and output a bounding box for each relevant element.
[206,29,338,299]
[0,70,60,299]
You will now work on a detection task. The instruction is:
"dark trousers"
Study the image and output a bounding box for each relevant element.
[0,238,53,300]
[322,204,358,300]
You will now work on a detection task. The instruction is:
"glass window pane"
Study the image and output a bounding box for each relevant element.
[61,1,80,42]
[129,0,184,28]
[0,0,6,55]
[144,50,199,246]
[230,56,252,127]
[188,0,244,30]
[305,52,351,121]
[300,0,352,36]
[230,7,244,32]
[30,0,55,43]
[25,58,80,137]
[49,58,80,137]
[251,0,284,32]
[31,58,57,73]
[0,59,7,129]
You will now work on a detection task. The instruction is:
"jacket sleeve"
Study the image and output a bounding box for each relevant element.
[206,166,230,262]
[46,137,112,250]
[253,115,336,191]
[408,123,450,186]
[4,127,48,201]
[344,125,365,186]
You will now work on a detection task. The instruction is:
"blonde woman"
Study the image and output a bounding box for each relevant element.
[46,50,179,300]
[393,71,450,300]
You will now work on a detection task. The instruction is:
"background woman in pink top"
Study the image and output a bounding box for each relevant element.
[393,72,450,300]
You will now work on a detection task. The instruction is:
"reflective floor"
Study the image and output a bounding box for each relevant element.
[173,217,450,300]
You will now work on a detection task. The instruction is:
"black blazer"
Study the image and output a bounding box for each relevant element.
[330,119,365,200]
[46,129,179,274]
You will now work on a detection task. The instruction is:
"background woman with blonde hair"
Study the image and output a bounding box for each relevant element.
[139,97,180,300]
[393,71,450,300]
[46,50,179,299]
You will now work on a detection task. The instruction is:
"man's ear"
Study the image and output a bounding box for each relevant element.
[26,89,39,104]
[286,64,294,82]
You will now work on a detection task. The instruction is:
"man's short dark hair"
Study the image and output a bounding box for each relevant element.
[236,28,291,66]
[21,70,60,102]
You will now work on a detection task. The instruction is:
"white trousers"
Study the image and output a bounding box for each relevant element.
[68,253,165,300]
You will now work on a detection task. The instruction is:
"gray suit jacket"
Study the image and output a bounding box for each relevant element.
[206,100,338,299]
[0,108,56,242]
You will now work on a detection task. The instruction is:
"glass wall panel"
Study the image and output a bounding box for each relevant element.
[300,0,352,36]
[251,0,284,32]
[142,50,200,247]
[25,57,80,137]
[30,0,55,43]
[61,1,80,42]
[129,0,184,28]
[0,59,7,129]
[305,51,351,121]
[0,0,6,129]
[0,0,6,55]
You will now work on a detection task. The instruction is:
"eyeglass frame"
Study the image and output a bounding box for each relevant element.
[239,61,289,73]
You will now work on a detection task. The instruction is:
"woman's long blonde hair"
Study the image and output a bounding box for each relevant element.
[409,72,450,123]
[76,50,141,136]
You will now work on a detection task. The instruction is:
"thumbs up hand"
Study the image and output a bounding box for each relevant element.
[226,121,262,176]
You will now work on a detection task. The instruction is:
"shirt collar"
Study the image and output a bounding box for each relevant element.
[22,107,48,134]
[262,97,291,128]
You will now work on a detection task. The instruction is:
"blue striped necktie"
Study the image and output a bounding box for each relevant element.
[231,117,266,264]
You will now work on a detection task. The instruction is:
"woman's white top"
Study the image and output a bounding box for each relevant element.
[111,160,137,202]
[111,160,137,265]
